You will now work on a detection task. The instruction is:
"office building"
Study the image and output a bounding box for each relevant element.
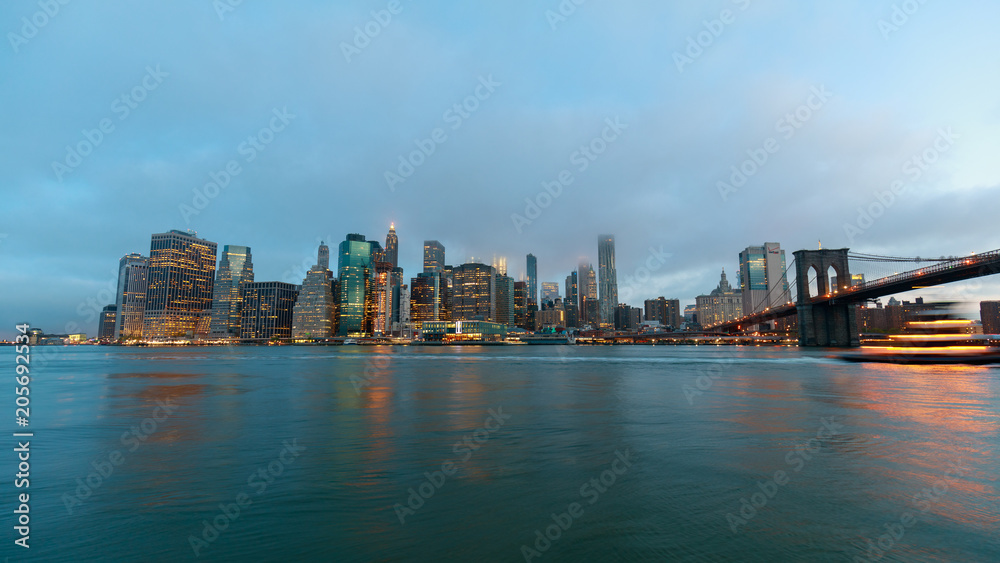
[514,281,528,329]
[423,240,445,273]
[385,224,399,268]
[614,304,642,331]
[98,305,117,342]
[143,230,218,340]
[981,301,1000,335]
[644,297,681,330]
[240,282,299,340]
[541,282,560,304]
[452,262,495,321]
[338,234,381,336]
[696,269,743,327]
[536,298,566,330]
[598,235,619,327]
[495,273,514,326]
[292,243,337,340]
[209,245,254,338]
[526,254,538,306]
[739,242,791,316]
[113,253,149,340]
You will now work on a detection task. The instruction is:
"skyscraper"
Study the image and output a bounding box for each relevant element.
[541,282,560,304]
[292,242,337,340]
[494,273,514,326]
[526,254,537,305]
[143,230,218,340]
[598,235,618,328]
[240,282,299,340]
[453,262,495,321]
[385,224,399,268]
[209,245,254,338]
[114,253,149,340]
[739,242,791,316]
[644,297,681,329]
[564,271,579,328]
[98,305,117,342]
[423,240,445,273]
[514,281,528,329]
[338,234,375,336]
[578,262,598,327]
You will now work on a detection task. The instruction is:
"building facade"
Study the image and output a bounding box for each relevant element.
[142,230,218,340]
[597,235,618,328]
[292,243,337,340]
[423,240,445,273]
[696,269,743,327]
[385,224,399,268]
[452,262,495,321]
[526,253,538,306]
[513,281,528,329]
[338,234,379,336]
[209,245,254,338]
[541,282,560,304]
[99,305,117,342]
[240,282,299,340]
[644,297,682,330]
[739,242,791,316]
[113,253,149,340]
[982,301,1000,335]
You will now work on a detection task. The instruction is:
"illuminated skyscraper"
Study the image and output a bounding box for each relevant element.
[423,240,445,273]
[453,262,495,321]
[240,282,299,340]
[739,242,790,316]
[385,224,399,268]
[578,262,598,327]
[143,230,217,340]
[338,234,376,336]
[514,281,528,329]
[209,245,254,338]
[114,253,149,340]
[541,282,560,304]
[598,235,618,327]
[292,243,337,339]
[526,254,537,305]
[98,305,117,342]
[495,273,514,326]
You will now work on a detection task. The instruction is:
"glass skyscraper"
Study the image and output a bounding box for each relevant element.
[739,242,790,316]
[338,234,381,336]
[453,262,495,321]
[526,253,537,306]
[598,235,618,328]
[385,224,399,268]
[209,245,254,338]
[423,240,444,273]
[239,282,299,340]
[143,230,218,340]
[114,253,149,340]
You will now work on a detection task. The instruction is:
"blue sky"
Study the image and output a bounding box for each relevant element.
[2,0,999,338]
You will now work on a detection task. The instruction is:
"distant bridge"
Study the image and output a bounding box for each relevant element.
[708,248,1000,346]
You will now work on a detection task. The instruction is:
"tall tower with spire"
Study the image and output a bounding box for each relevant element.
[318,241,330,270]
[385,224,398,268]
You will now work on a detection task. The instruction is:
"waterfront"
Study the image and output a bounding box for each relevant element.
[3,346,999,562]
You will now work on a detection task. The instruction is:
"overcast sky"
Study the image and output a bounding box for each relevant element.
[2,0,999,338]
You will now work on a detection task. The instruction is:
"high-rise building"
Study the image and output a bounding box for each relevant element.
[598,235,618,328]
[143,230,218,340]
[371,260,395,335]
[113,253,149,340]
[338,234,381,336]
[240,282,299,340]
[410,273,439,328]
[423,240,445,273]
[385,224,399,268]
[513,281,528,329]
[697,269,743,327]
[492,255,507,276]
[209,245,254,338]
[494,273,514,326]
[526,254,538,306]
[541,282,560,304]
[614,304,642,331]
[739,242,790,316]
[292,243,337,340]
[644,297,682,330]
[453,262,495,321]
[565,272,578,308]
[981,301,1000,335]
[98,305,117,342]
[536,298,566,330]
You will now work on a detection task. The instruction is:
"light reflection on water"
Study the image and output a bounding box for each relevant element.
[2,345,998,562]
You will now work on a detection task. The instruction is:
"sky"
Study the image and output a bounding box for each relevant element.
[2,0,999,339]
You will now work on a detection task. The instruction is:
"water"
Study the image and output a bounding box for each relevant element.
[2,345,998,562]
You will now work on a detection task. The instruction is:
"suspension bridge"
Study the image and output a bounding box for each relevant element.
[707,247,1000,346]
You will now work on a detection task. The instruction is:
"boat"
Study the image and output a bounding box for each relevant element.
[342,338,358,345]
[836,309,1000,365]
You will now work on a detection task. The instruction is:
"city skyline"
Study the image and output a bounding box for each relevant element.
[4,1,1000,339]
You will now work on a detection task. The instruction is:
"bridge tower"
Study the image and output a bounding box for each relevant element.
[793,248,860,347]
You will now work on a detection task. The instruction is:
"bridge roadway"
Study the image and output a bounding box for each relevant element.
[710,248,1000,333]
